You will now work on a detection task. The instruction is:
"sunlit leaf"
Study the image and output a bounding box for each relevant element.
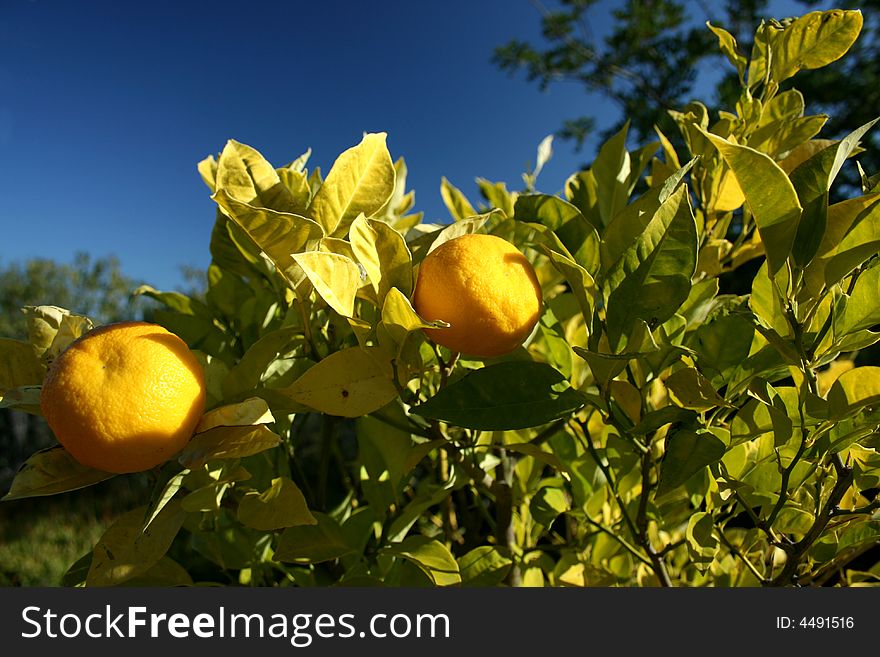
[292,251,362,318]
[440,176,477,221]
[700,129,802,274]
[196,397,275,433]
[86,502,185,587]
[308,132,396,236]
[178,425,281,469]
[382,535,461,586]
[280,346,397,418]
[2,446,115,501]
[350,214,413,303]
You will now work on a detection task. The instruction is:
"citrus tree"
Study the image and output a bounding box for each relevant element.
[2,8,879,587]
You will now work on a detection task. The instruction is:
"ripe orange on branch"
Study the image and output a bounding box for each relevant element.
[40,322,206,474]
[412,233,543,358]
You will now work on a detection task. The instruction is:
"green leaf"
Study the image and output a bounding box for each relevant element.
[382,536,461,586]
[142,469,186,532]
[502,441,570,474]
[178,425,281,469]
[540,248,596,324]
[350,214,413,303]
[707,22,746,81]
[281,346,397,418]
[600,158,696,273]
[425,210,504,254]
[0,385,42,415]
[771,10,863,83]
[237,477,317,530]
[823,194,880,287]
[196,397,275,433]
[834,265,880,338]
[665,367,729,411]
[215,139,295,211]
[413,361,584,430]
[221,327,306,399]
[827,366,880,419]
[700,129,802,274]
[605,184,697,349]
[275,512,355,563]
[458,546,513,587]
[530,487,569,527]
[514,194,599,270]
[380,287,448,346]
[656,429,726,497]
[307,132,396,237]
[213,188,324,284]
[440,176,477,220]
[23,305,93,365]
[357,412,413,492]
[591,121,631,226]
[685,512,717,572]
[2,446,116,501]
[477,178,516,217]
[789,119,879,268]
[86,501,185,587]
[292,251,362,317]
[0,338,43,393]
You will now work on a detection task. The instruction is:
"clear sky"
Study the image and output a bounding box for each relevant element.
[0,0,812,292]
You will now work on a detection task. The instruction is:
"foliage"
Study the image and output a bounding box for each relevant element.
[492,0,880,191]
[2,9,879,587]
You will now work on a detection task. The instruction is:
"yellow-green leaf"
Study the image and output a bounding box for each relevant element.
[700,129,802,274]
[0,338,43,394]
[237,477,316,530]
[827,366,880,419]
[771,10,863,83]
[2,446,115,501]
[382,536,461,586]
[834,265,880,338]
[350,214,413,303]
[213,189,324,285]
[196,397,275,433]
[178,425,281,469]
[23,305,93,364]
[380,287,448,346]
[665,367,730,411]
[280,346,397,418]
[307,132,396,237]
[215,139,295,211]
[86,502,185,587]
[292,251,362,317]
[440,176,477,221]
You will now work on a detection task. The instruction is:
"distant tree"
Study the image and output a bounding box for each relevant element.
[0,253,146,486]
[0,252,145,340]
[493,0,880,185]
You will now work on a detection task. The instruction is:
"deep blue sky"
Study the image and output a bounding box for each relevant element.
[1,0,810,291]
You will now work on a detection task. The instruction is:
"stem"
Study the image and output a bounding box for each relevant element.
[716,528,768,584]
[635,446,673,587]
[439,449,461,545]
[582,516,653,567]
[571,419,641,544]
[771,454,854,586]
[495,448,522,586]
[296,295,320,360]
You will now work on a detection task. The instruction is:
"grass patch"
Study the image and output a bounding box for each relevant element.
[0,475,149,586]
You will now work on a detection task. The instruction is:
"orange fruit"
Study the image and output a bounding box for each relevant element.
[40,322,206,473]
[412,233,543,358]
